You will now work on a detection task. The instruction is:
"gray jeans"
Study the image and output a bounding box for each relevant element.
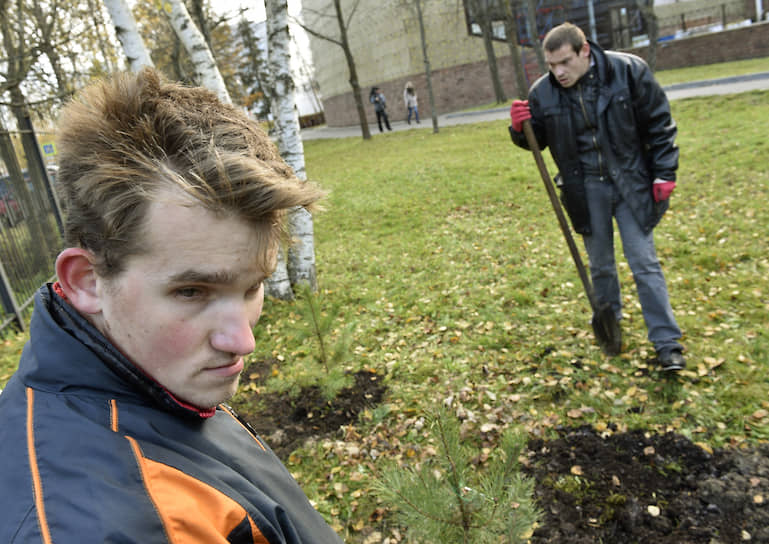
[582,180,682,354]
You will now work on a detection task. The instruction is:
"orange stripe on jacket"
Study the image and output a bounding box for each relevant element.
[26,388,53,544]
[109,399,119,432]
[126,436,268,543]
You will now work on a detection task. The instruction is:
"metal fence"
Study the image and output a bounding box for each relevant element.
[469,0,755,51]
[0,118,64,335]
[656,0,751,42]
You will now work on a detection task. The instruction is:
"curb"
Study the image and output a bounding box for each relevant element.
[662,71,769,91]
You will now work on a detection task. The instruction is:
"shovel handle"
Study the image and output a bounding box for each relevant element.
[522,120,599,311]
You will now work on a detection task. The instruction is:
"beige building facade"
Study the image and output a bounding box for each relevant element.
[301,0,525,127]
[301,0,759,127]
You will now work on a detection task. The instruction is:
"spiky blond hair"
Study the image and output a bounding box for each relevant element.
[56,68,323,276]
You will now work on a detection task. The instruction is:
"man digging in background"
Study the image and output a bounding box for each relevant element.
[509,22,686,371]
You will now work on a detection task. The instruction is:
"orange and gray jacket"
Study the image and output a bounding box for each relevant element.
[0,284,344,543]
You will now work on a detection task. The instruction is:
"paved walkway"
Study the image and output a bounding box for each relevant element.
[300,72,769,140]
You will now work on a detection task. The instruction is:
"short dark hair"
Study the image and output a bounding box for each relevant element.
[543,22,586,54]
[56,68,324,277]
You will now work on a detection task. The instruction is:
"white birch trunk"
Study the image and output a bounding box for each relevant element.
[160,0,231,104]
[264,245,294,300]
[259,0,294,300]
[103,0,154,71]
[265,0,318,292]
[287,206,317,288]
[265,0,305,180]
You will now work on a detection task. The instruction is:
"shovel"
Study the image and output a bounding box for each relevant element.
[522,120,622,356]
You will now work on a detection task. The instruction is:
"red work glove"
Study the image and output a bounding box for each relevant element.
[510,100,531,132]
[652,178,676,202]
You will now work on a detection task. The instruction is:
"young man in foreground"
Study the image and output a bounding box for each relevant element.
[509,22,686,370]
[0,68,343,543]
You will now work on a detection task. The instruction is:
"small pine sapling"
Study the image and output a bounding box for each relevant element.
[374,408,541,543]
[293,283,353,399]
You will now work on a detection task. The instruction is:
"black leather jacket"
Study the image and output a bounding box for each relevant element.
[511,41,678,235]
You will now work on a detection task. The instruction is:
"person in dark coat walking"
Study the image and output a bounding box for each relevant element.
[509,22,686,371]
[369,86,392,132]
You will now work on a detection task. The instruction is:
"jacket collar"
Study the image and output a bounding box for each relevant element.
[588,40,611,84]
[22,284,216,419]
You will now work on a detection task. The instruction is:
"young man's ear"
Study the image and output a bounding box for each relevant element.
[55,248,102,315]
[581,41,591,58]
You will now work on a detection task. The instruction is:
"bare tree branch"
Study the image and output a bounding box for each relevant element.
[288,14,342,47]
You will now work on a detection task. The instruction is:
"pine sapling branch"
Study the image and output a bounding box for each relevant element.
[305,285,329,373]
[435,412,473,539]
[386,478,455,525]
[374,409,540,543]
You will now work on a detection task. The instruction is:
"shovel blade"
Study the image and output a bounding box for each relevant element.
[591,304,622,356]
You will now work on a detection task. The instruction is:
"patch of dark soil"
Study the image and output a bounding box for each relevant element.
[525,425,769,543]
[232,359,387,460]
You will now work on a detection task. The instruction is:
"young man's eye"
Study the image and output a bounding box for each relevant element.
[175,287,204,299]
[245,283,263,299]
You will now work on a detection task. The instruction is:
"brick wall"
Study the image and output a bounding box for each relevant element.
[321,22,769,127]
[324,55,530,128]
[626,20,769,70]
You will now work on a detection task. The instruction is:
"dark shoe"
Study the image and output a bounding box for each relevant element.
[658,349,686,371]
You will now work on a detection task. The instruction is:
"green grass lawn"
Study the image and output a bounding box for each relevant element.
[270,90,769,539]
[2,75,768,542]
[654,56,769,86]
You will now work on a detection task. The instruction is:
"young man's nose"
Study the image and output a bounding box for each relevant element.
[210,305,257,355]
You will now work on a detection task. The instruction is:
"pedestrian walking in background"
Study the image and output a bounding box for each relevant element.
[403,81,420,124]
[369,86,392,132]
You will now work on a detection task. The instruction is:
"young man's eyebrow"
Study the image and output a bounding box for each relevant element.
[167,269,238,285]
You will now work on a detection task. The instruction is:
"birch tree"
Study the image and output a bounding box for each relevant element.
[236,15,272,119]
[231,13,292,300]
[266,0,304,180]
[187,0,211,48]
[87,0,119,75]
[160,0,229,103]
[265,0,319,296]
[103,0,154,70]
